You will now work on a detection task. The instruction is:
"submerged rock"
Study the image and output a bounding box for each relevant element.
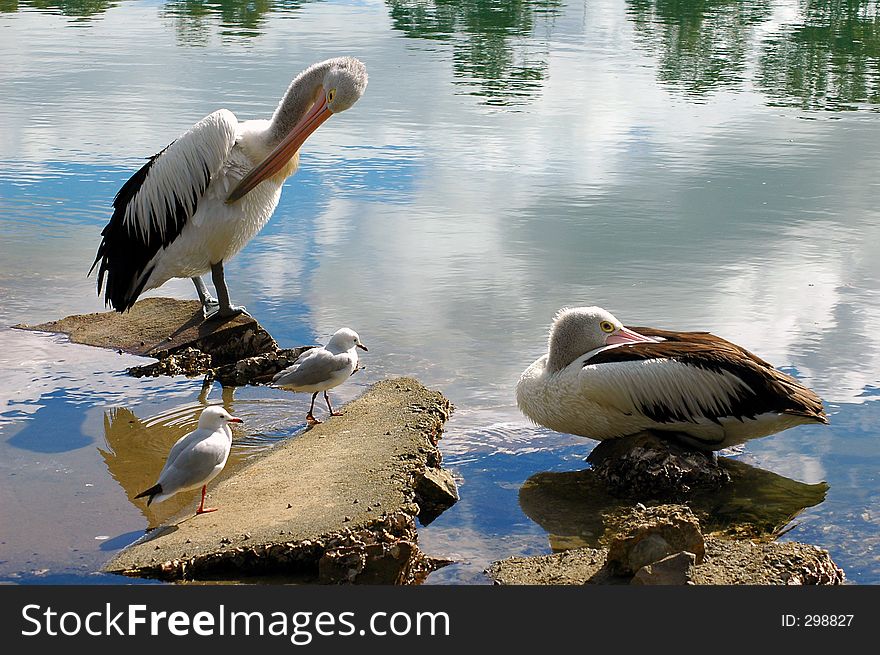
[127,346,213,379]
[518,459,827,552]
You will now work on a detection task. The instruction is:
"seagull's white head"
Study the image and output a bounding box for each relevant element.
[327,327,368,353]
[198,405,244,429]
[546,306,654,373]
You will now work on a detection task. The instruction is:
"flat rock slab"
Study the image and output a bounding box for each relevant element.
[104,377,458,583]
[14,297,277,366]
[487,538,844,585]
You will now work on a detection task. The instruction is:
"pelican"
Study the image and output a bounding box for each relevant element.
[135,405,242,514]
[272,327,367,425]
[90,57,368,319]
[516,306,828,450]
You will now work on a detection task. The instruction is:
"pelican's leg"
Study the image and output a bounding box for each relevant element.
[192,277,219,319]
[306,392,322,425]
[324,391,343,417]
[210,261,249,319]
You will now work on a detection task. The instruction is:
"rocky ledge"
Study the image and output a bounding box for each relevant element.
[14,297,305,385]
[104,378,459,583]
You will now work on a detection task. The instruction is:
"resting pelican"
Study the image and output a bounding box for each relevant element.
[135,405,242,514]
[516,306,828,450]
[91,57,368,319]
[272,327,367,425]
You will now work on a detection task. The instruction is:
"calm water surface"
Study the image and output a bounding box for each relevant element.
[1,0,878,584]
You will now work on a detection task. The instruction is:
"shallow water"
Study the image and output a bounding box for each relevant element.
[1,0,878,584]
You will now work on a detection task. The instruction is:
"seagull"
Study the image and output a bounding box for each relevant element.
[90,57,367,319]
[272,328,367,425]
[516,306,828,450]
[135,405,242,514]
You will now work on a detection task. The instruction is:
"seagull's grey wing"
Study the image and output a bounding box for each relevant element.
[273,350,350,388]
[157,427,209,480]
[157,436,228,495]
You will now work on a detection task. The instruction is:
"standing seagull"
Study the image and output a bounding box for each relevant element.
[91,57,368,319]
[273,328,367,425]
[135,405,242,514]
[516,306,827,450]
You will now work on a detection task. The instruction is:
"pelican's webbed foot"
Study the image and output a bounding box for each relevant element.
[214,304,249,319]
[202,299,221,319]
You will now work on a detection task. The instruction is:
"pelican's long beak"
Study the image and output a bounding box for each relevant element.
[605,326,655,346]
[226,94,332,203]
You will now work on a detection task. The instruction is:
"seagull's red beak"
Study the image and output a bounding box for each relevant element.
[226,94,333,203]
[228,417,244,424]
[605,326,655,346]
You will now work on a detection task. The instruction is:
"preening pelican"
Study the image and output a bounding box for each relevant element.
[135,405,242,515]
[91,57,368,319]
[516,306,828,450]
[272,327,367,425]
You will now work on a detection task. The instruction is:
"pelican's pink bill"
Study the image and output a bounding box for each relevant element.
[605,326,655,345]
[226,95,333,203]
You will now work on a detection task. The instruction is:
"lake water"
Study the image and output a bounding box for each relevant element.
[1,0,878,584]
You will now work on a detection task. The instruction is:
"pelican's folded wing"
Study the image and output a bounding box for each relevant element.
[90,109,239,311]
[582,340,825,425]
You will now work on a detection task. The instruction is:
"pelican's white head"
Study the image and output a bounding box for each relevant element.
[327,327,368,354]
[227,57,368,203]
[322,57,368,114]
[546,306,654,373]
[198,405,243,429]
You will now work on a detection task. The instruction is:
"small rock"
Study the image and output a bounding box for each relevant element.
[287,503,292,509]
[631,551,696,585]
[605,505,705,576]
[414,466,459,526]
[627,533,674,572]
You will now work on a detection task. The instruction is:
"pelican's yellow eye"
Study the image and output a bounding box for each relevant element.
[600,321,615,333]
[327,88,336,103]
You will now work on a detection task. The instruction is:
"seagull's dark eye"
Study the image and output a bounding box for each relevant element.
[600,321,614,333]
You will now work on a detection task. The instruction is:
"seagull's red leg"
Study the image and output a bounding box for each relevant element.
[306,391,322,425]
[195,485,218,514]
[325,391,343,417]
